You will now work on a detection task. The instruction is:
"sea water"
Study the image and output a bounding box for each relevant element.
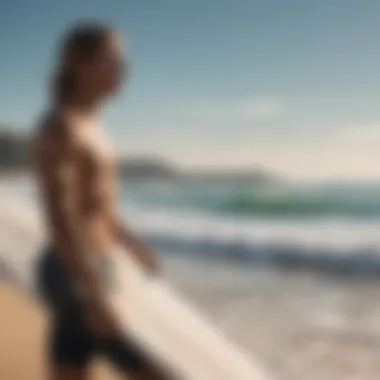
[121,179,380,276]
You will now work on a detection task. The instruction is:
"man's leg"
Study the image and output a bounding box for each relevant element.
[38,249,97,380]
[125,367,171,380]
[100,338,176,380]
[47,315,96,380]
[49,366,90,380]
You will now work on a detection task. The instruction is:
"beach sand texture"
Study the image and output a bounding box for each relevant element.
[0,285,121,380]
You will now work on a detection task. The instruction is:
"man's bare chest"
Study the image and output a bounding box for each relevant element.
[81,128,116,173]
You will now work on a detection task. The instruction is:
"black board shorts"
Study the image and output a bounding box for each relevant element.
[36,247,157,374]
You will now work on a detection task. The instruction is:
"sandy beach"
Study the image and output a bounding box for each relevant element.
[0,285,120,380]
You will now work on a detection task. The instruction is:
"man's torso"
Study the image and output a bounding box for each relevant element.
[33,111,118,256]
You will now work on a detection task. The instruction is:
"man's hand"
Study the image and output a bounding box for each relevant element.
[134,248,160,275]
[113,219,161,275]
[85,296,120,339]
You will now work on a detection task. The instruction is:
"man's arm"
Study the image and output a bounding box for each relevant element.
[36,131,105,301]
[112,216,159,273]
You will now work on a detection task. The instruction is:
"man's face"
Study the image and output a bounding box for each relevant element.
[79,33,127,96]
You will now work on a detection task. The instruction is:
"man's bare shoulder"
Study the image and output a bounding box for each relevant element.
[32,112,84,162]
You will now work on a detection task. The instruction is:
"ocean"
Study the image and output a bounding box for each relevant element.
[2,176,380,380]
[121,179,380,277]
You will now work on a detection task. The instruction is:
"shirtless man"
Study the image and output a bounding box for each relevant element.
[32,22,173,380]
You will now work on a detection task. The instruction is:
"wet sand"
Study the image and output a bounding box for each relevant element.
[167,256,380,380]
[0,285,120,380]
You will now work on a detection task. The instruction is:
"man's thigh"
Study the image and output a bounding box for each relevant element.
[99,338,175,379]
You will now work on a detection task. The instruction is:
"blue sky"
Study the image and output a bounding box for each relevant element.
[1,0,380,179]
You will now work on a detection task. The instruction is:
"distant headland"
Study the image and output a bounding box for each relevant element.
[0,129,278,184]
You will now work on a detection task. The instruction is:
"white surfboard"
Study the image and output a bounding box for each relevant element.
[0,196,270,380]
